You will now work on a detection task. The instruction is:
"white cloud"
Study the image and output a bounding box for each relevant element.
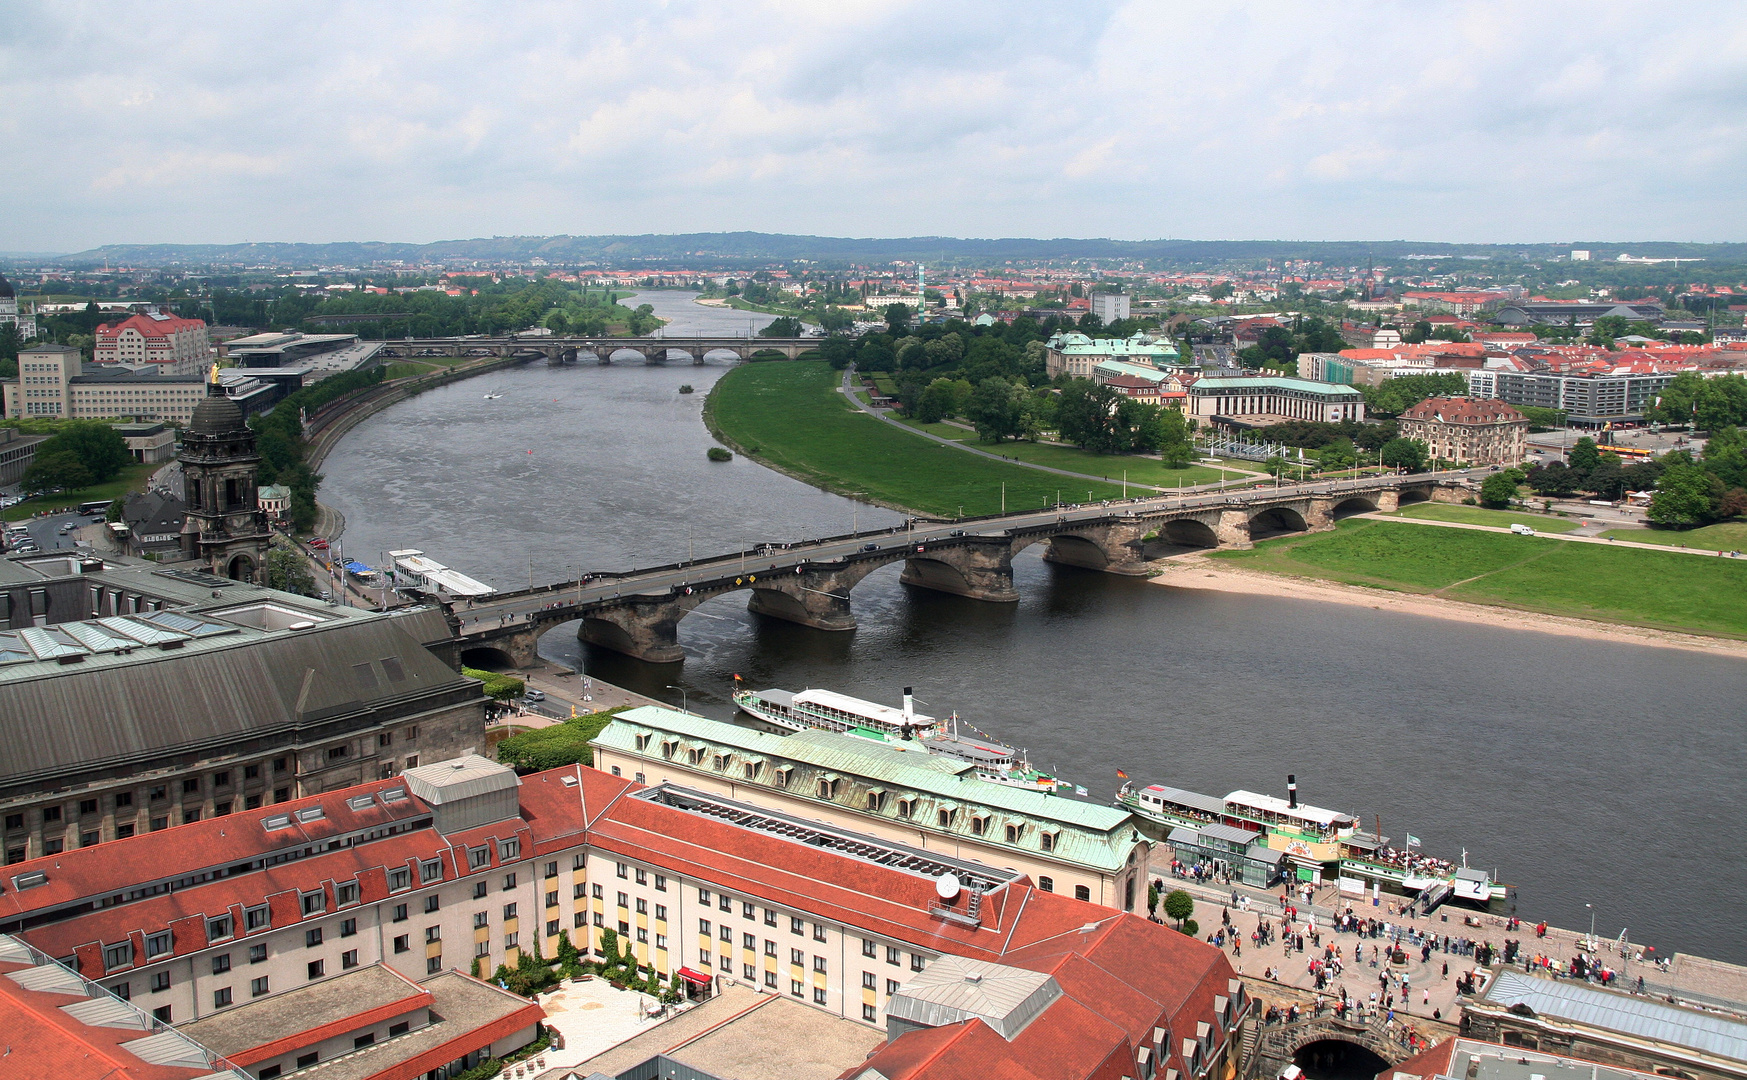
[0,0,1742,250]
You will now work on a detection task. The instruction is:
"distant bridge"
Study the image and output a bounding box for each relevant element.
[375,336,817,365]
[430,472,1482,668]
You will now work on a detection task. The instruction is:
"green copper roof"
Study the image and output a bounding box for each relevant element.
[1190,376,1364,397]
[592,706,1144,873]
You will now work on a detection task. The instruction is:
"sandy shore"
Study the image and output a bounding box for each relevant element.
[1150,554,1747,659]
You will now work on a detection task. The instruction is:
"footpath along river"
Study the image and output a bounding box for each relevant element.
[323,290,1747,964]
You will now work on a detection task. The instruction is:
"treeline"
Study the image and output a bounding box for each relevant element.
[1643,372,1747,429]
[267,279,656,338]
[250,366,386,529]
[1507,433,1746,528]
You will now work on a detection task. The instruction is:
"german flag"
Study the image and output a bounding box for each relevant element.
[1116,769,1128,779]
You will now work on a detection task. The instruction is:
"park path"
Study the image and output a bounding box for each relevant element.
[838,366,1266,495]
[1365,513,1747,559]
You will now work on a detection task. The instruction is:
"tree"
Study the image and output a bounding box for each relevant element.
[760,316,802,337]
[1155,408,1195,468]
[1163,889,1194,928]
[1360,373,1468,417]
[1316,440,1356,473]
[1649,463,1724,527]
[24,421,130,487]
[1479,472,1518,508]
[20,448,93,493]
[916,377,973,423]
[1147,881,1160,916]
[1703,426,1747,491]
[1379,437,1427,472]
[265,538,315,595]
[1528,462,1575,496]
[883,303,912,334]
[966,377,1025,442]
[1567,436,1601,476]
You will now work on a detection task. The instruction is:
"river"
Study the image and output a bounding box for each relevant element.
[322,290,1747,964]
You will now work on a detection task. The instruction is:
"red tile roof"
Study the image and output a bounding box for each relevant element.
[94,312,206,342]
[0,955,215,1080]
[1400,397,1525,426]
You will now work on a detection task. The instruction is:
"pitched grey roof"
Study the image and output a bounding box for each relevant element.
[886,955,1061,1040]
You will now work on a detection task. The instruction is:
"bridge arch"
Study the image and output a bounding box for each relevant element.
[1331,496,1379,520]
[897,556,975,595]
[1042,533,1114,570]
[1397,486,1432,505]
[1163,518,1220,548]
[1249,506,1309,539]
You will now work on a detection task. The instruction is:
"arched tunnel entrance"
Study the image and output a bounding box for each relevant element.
[1249,506,1309,540]
[1398,487,1431,505]
[1293,1039,1391,1080]
[460,646,517,671]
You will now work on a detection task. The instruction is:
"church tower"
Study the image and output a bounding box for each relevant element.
[178,366,272,581]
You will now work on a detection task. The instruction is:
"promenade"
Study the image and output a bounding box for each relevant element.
[1151,861,1747,1026]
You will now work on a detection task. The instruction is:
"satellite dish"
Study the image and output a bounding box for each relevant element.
[936,873,961,900]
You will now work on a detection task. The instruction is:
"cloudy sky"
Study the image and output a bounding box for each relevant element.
[2,1,1744,251]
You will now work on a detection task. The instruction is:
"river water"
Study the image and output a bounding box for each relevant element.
[323,291,1747,964]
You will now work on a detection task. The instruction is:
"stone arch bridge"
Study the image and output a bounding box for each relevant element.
[376,336,817,366]
[432,475,1472,668]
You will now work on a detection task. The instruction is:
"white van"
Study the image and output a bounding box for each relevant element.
[1510,523,1536,535]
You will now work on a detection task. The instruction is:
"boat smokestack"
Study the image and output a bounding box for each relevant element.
[1288,774,1298,809]
[902,687,914,722]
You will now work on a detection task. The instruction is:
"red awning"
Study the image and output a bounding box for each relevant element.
[676,967,712,986]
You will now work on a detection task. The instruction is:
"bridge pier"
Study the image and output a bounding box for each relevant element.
[1374,490,1400,512]
[689,348,707,365]
[594,347,615,364]
[643,347,668,364]
[579,597,699,664]
[1040,521,1155,575]
[1215,509,1254,549]
[899,541,1019,601]
[1306,494,1337,532]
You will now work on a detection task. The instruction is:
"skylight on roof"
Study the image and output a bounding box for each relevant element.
[295,807,325,823]
[263,815,292,831]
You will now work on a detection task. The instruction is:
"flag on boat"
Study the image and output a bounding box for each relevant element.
[1406,834,1421,848]
[1074,786,1088,797]
[1115,769,1128,779]
[733,673,742,682]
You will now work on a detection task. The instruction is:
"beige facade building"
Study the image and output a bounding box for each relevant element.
[4,342,206,422]
[1397,396,1528,465]
[590,707,1152,913]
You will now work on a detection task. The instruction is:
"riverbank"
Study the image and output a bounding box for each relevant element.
[1153,554,1747,658]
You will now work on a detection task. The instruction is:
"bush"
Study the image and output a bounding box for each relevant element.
[1180,918,1199,937]
[706,446,732,462]
[462,667,525,700]
[1479,471,1518,509]
[495,707,631,772]
[1163,888,1195,925]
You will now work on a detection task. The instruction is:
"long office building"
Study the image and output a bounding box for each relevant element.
[590,706,1153,911]
[0,755,1247,1080]
[1188,374,1366,425]
[1487,370,1679,422]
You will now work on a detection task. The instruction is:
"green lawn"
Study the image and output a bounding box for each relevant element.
[893,416,1228,489]
[1391,503,1581,533]
[1600,521,1747,551]
[1210,519,1747,638]
[706,362,1125,517]
[4,462,156,521]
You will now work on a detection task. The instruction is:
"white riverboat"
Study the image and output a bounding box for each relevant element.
[731,683,1066,792]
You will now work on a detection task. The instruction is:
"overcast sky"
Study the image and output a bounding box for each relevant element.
[3,1,1744,252]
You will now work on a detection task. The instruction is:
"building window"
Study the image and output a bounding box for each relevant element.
[814,955,827,973]
[79,798,97,815]
[1038,876,1054,892]
[503,873,517,891]
[1005,823,1021,843]
[699,918,712,936]
[211,954,231,975]
[1075,885,1091,902]
[243,765,259,780]
[505,932,519,948]
[911,954,925,971]
[207,915,233,942]
[655,904,667,922]
[765,970,778,988]
[301,891,326,915]
[764,939,777,958]
[617,862,628,879]
[718,894,731,913]
[764,909,777,927]
[425,926,441,944]
[307,960,325,980]
[475,881,489,899]
[790,916,803,936]
[342,949,359,969]
[635,868,648,886]
[426,956,442,974]
[1040,832,1055,853]
[862,939,876,958]
[2,813,20,830]
[863,1003,878,1021]
[389,868,410,891]
[420,859,442,884]
[654,874,666,892]
[497,838,520,860]
[813,923,827,942]
[425,895,440,914]
[791,979,803,997]
[151,972,171,992]
[887,978,899,995]
[306,928,323,948]
[573,883,586,900]
[393,903,408,923]
[393,935,409,954]
[886,946,899,966]
[213,987,232,1008]
[145,932,172,958]
[698,888,711,905]
[636,928,648,943]
[744,963,756,980]
[103,943,133,971]
[616,891,628,909]
[337,883,359,906]
[248,945,266,964]
[791,948,804,965]
[251,976,270,998]
[470,846,490,869]
[181,779,199,795]
[504,903,518,920]
[815,987,828,1005]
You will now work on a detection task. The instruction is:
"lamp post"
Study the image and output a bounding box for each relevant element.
[665,684,689,713]
[848,493,866,537]
[1587,903,1596,945]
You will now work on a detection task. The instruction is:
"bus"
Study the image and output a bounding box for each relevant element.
[78,499,113,515]
[1607,446,1656,462]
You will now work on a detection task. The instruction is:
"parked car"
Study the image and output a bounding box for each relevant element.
[307,538,329,550]
[523,689,546,702]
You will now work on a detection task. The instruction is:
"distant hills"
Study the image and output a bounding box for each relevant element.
[38,233,1747,268]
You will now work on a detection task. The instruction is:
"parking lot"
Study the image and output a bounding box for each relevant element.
[4,508,105,553]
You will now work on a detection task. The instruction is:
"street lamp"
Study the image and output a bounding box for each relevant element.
[1586,903,1596,945]
[847,493,867,536]
[665,684,689,713]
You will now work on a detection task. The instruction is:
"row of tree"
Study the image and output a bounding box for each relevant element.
[1479,433,1747,528]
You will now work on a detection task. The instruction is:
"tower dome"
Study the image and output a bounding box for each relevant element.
[188,369,246,436]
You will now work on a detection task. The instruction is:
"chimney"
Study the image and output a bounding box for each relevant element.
[1287,774,1298,810]
[902,687,914,722]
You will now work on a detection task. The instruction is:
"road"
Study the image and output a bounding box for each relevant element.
[452,469,1494,633]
